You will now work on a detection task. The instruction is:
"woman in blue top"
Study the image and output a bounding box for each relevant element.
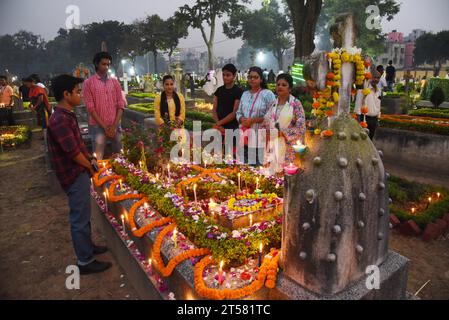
[236,66,276,166]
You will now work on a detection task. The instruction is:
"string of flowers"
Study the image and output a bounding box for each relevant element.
[193,249,280,300]
[108,180,145,202]
[152,223,211,277]
[312,48,372,136]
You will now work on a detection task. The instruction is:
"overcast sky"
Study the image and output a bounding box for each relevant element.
[0,0,448,58]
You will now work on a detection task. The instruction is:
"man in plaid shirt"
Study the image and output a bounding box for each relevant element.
[47,75,112,275]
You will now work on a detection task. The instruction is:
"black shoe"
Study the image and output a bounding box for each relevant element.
[77,260,112,275]
[93,245,108,255]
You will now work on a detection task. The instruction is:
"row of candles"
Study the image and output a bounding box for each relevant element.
[411,192,442,215]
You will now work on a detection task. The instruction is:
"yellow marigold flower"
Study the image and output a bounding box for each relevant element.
[314,128,322,135]
[333,92,340,102]
[363,88,371,96]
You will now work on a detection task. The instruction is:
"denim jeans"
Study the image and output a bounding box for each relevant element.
[89,125,122,160]
[66,171,94,265]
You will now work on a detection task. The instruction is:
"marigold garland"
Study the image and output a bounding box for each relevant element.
[108,180,145,202]
[152,223,211,277]
[93,167,122,187]
[193,249,280,300]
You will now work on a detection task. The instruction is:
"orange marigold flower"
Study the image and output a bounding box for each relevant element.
[360,121,368,128]
[365,72,372,80]
[312,102,321,109]
[322,130,334,137]
[325,110,334,117]
[361,107,369,114]
[327,73,335,80]
[364,61,371,68]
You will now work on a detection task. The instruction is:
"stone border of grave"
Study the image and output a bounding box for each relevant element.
[391,213,449,241]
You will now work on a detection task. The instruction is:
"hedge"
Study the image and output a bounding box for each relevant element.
[421,78,449,102]
[408,108,449,119]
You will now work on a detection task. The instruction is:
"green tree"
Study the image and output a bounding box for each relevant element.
[84,20,129,72]
[136,15,166,74]
[285,0,323,58]
[224,0,292,70]
[316,0,401,56]
[175,0,250,70]
[414,31,449,77]
[163,16,189,66]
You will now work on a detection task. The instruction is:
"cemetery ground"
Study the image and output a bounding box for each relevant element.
[0,130,448,300]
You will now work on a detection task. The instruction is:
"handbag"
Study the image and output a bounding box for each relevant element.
[240,89,262,146]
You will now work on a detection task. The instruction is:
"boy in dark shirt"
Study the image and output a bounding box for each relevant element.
[48,74,112,275]
[385,60,396,92]
[213,64,243,157]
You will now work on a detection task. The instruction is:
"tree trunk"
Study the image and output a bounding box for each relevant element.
[274,48,283,71]
[286,0,323,59]
[207,43,215,70]
[153,51,158,74]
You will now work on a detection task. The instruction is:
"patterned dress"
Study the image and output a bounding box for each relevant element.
[263,95,306,173]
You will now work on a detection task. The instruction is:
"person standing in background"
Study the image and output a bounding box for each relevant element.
[83,52,126,160]
[0,76,15,126]
[385,60,396,92]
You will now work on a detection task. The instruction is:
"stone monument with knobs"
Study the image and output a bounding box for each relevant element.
[277,13,409,299]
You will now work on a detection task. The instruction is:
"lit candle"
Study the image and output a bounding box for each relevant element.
[103,191,108,212]
[120,148,124,154]
[411,207,416,215]
[139,161,143,169]
[121,214,125,232]
[93,153,97,159]
[209,198,217,210]
[156,173,159,181]
[437,192,441,199]
[238,173,241,192]
[258,242,263,267]
[219,260,224,285]
[204,159,207,168]
[256,177,259,190]
[193,183,198,204]
[172,228,178,248]
[119,179,124,192]
[249,214,253,227]
[428,197,432,203]
[144,202,149,214]
[167,163,171,179]
[293,141,307,154]
[148,258,153,275]
[284,163,299,175]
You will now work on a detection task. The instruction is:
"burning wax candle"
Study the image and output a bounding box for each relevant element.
[167,163,171,179]
[437,192,441,199]
[121,214,125,232]
[293,141,307,154]
[155,173,159,181]
[172,228,178,248]
[411,207,416,215]
[258,243,263,267]
[193,183,198,204]
[209,198,217,210]
[219,260,224,285]
[119,179,124,192]
[120,148,124,154]
[144,202,149,214]
[238,173,241,191]
[249,214,253,227]
[139,161,143,169]
[103,191,108,212]
[256,177,259,190]
[148,258,153,275]
[284,163,299,175]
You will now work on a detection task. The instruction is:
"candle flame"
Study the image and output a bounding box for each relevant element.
[148,258,152,265]
[437,192,441,198]
[428,197,432,202]
[411,208,415,214]
[121,214,124,221]
[259,242,263,252]
[219,260,224,270]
